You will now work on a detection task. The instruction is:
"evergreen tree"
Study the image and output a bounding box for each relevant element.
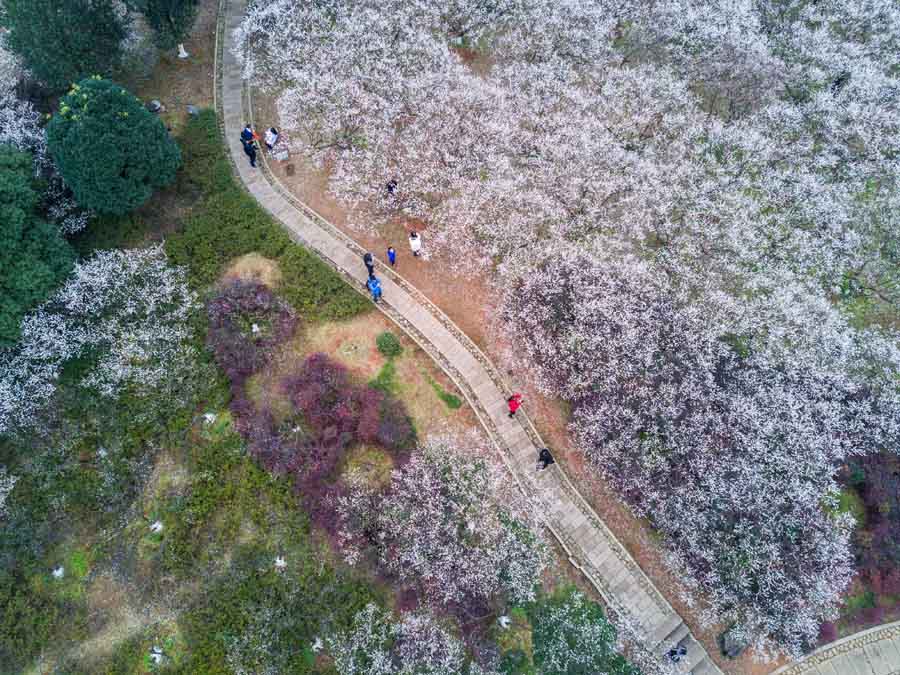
[0,146,74,346]
[47,78,181,215]
[137,0,199,50]
[0,0,128,92]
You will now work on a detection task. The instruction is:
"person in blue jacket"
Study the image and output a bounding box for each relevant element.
[387,246,396,267]
[366,274,382,303]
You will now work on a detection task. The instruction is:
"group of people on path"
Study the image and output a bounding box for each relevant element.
[360,231,422,302]
[240,123,279,168]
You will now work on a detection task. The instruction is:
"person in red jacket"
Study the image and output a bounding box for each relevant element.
[507,393,523,418]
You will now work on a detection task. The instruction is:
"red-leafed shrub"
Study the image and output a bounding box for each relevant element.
[228,353,414,525]
[206,280,298,389]
[276,354,415,487]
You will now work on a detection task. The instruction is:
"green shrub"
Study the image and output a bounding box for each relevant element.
[0,569,87,670]
[140,0,199,51]
[427,376,463,410]
[369,360,398,395]
[178,109,234,195]
[166,188,292,286]
[376,331,403,358]
[278,246,370,322]
[70,213,150,257]
[0,145,74,346]
[178,544,380,674]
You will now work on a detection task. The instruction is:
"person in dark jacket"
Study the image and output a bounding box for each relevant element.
[243,140,257,167]
[363,251,375,276]
[537,448,555,470]
[240,124,255,144]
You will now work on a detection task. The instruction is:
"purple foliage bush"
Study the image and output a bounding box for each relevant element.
[234,353,414,525]
[206,279,298,389]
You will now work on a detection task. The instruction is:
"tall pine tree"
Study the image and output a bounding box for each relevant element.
[0,0,128,92]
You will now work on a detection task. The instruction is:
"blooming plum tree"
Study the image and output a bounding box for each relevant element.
[337,433,547,609]
[327,603,493,675]
[529,588,638,675]
[502,248,900,654]
[0,246,197,434]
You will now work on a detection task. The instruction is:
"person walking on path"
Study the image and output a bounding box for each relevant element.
[408,231,422,257]
[243,140,257,167]
[387,246,396,267]
[537,448,555,470]
[240,123,255,145]
[507,393,523,418]
[366,274,382,303]
[667,646,687,663]
[363,251,375,276]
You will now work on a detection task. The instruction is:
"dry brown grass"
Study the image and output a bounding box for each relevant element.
[222,253,284,288]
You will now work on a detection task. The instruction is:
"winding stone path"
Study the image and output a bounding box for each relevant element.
[772,621,900,675]
[216,0,719,671]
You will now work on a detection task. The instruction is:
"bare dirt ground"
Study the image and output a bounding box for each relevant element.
[251,87,785,675]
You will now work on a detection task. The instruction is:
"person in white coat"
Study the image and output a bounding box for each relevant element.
[408,230,422,257]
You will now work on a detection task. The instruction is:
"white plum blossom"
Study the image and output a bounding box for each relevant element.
[327,604,488,675]
[502,248,900,656]
[0,247,198,434]
[531,589,635,675]
[0,41,90,233]
[336,433,548,607]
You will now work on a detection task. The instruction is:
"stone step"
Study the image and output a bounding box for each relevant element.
[676,636,709,673]
[648,613,684,649]
[656,621,690,657]
[689,656,720,675]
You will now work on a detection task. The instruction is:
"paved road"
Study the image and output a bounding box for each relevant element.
[217,0,720,671]
[772,621,900,675]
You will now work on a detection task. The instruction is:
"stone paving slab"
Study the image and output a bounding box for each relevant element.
[217,1,722,672]
[772,621,900,675]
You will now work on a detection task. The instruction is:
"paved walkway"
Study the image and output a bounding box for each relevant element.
[217,1,718,671]
[772,621,900,675]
